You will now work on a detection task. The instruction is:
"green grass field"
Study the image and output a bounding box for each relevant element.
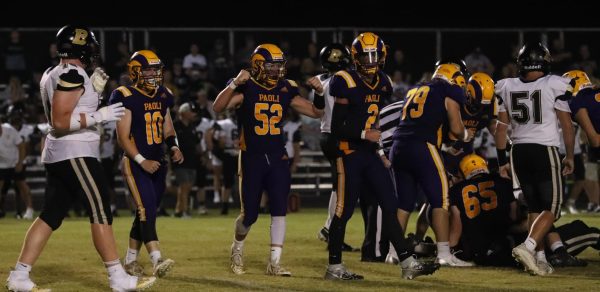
[1,209,599,291]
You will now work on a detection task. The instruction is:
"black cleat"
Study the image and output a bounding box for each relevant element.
[324,265,364,280]
[400,256,440,280]
[342,242,360,252]
[548,252,588,267]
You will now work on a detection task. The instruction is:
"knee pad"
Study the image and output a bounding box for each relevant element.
[235,215,251,236]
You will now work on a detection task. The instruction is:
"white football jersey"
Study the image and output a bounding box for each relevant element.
[283,120,302,158]
[40,63,101,163]
[195,117,213,152]
[17,124,34,143]
[0,123,23,168]
[215,118,238,150]
[99,121,117,159]
[496,75,571,147]
[308,73,335,133]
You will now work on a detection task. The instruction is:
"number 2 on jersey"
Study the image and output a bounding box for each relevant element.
[255,103,283,135]
[402,86,430,120]
[144,111,163,145]
[364,104,379,129]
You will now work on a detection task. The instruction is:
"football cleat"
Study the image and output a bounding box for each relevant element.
[437,254,475,267]
[6,271,51,292]
[512,243,544,276]
[401,256,440,280]
[548,251,588,267]
[152,258,174,278]
[109,274,156,292]
[266,262,292,277]
[385,253,399,265]
[324,265,364,281]
[318,227,329,242]
[124,261,145,277]
[535,260,554,276]
[230,244,245,275]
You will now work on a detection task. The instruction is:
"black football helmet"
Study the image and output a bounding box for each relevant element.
[7,103,25,126]
[517,42,551,75]
[56,25,100,66]
[319,43,351,72]
[435,58,470,79]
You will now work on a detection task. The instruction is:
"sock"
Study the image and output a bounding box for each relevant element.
[15,262,31,272]
[270,246,282,264]
[232,238,244,252]
[325,191,337,228]
[328,263,343,270]
[111,204,117,212]
[149,250,161,266]
[270,216,286,248]
[437,241,451,258]
[104,259,126,278]
[125,248,138,265]
[535,250,547,263]
[524,237,537,252]
[550,241,564,252]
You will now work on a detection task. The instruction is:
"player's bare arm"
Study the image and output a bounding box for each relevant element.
[290,95,324,118]
[163,110,184,164]
[494,111,511,178]
[557,109,575,175]
[445,97,471,142]
[575,108,600,147]
[115,109,160,174]
[214,69,250,113]
[51,88,84,135]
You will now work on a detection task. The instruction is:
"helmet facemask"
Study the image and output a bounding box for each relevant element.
[133,64,164,93]
[253,59,286,87]
[354,51,384,77]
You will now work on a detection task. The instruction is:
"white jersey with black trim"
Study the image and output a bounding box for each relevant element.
[40,63,101,163]
[309,73,335,133]
[195,117,213,152]
[283,120,302,158]
[99,121,117,159]
[496,75,571,147]
[0,123,23,168]
[215,118,238,153]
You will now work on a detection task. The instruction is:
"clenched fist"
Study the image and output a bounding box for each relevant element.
[306,76,324,95]
[233,70,251,86]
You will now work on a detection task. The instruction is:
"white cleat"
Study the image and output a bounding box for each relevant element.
[197,206,208,215]
[109,273,156,292]
[6,271,50,292]
[437,254,475,267]
[230,244,245,275]
[266,262,292,277]
[152,258,175,278]
[536,260,554,276]
[385,253,399,265]
[512,243,543,275]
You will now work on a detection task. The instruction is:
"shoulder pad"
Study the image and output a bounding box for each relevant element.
[334,70,357,88]
[57,69,84,91]
[116,86,133,97]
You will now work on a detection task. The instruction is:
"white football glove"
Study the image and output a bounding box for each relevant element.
[88,102,125,125]
[90,67,109,94]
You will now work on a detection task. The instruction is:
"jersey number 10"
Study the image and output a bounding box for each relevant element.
[144,112,164,145]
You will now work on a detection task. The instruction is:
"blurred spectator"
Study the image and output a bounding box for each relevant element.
[163,69,181,100]
[386,49,412,84]
[550,38,572,73]
[173,102,200,218]
[234,35,256,70]
[185,64,218,103]
[280,39,301,81]
[208,39,233,88]
[183,44,207,69]
[0,76,27,114]
[574,44,597,77]
[300,42,319,78]
[391,70,410,102]
[4,30,27,82]
[110,42,130,78]
[44,43,60,70]
[465,47,494,75]
[193,89,215,120]
[171,59,189,92]
[500,62,518,79]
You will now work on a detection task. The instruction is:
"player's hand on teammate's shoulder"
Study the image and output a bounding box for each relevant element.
[171,148,184,164]
[364,129,381,143]
[141,159,161,174]
[233,69,251,86]
[306,76,324,95]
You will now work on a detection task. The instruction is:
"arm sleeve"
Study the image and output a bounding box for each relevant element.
[552,76,573,112]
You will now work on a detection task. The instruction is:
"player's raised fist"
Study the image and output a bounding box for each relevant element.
[233,70,251,86]
[306,77,324,95]
[364,129,381,143]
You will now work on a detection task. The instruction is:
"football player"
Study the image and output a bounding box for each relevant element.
[326,32,438,280]
[110,50,182,279]
[494,42,575,276]
[391,60,474,267]
[213,44,324,276]
[311,43,358,252]
[7,25,155,292]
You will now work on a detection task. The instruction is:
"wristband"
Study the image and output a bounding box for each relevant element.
[463,128,470,141]
[361,130,366,140]
[378,149,385,157]
[134,154,146,165]
[497,148,508,166]
[229,81,238,90]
